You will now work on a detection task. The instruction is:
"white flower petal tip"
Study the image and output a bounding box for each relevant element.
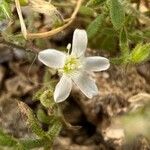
[38,49,66,68]
[54,76,72,103]
[73,73,99,99]
[85,56,110,72]
[71,29,88,57]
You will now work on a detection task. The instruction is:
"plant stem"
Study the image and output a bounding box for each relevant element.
[27,0,83,39]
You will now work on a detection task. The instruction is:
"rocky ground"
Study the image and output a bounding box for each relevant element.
[0,45,150,150]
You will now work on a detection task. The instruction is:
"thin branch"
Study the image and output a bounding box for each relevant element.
[0,37,38,54]
[27,0,83,39]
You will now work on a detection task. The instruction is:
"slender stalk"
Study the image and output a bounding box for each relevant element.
[27,0,83,39]
[15,0,27,39]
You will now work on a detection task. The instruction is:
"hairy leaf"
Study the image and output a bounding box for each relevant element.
[108,0,125,30]
[37,109,51,124]
[79,6,95,17]
[18,101,47,138]
[130,43,150,64]
[87,14,104,39]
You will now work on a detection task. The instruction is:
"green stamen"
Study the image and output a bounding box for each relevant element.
[61,55,81,74]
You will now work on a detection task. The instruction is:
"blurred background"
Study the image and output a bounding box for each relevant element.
[0,0,150,149]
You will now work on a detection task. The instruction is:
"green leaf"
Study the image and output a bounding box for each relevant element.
[129,43,150,64]
[0,0,12,20]
[79,6,95,17]
[100,35,117,51]
[37,109,51,124]
[108,0,125,30]
[87,14,104,39]
[20,138,49,149]
[0,129,17,147]
[47,120,62,146]
[128,30,144,43]
[119,27,129,55]
[86,0,106,7]
[101,27,117,37]
[18,101,47,138]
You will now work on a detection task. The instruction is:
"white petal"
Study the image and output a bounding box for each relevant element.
[72,72,98,98]
[54,75,72,103]
[38,49,66,68]
[71,29,87,57]
[84,56,110,72]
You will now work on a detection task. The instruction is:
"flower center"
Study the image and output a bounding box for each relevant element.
[61,55,82,74]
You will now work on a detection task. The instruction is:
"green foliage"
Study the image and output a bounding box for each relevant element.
[0,0,150,149]
[79,6,96,17]
[0,129,17,147]
[86,0,149,60]
[20,138,48,149]
[37,109,51,124]
[34,87,55,108]
[111,43,150,65]
[87,14,104,39]
[0,0,12,20]
[108,0,125,30]
[46,120,62,147]
[0,131,52,149]
[129,43,150,64]
[18,101,47,138]
[6,101,62,150]
[2,32,26,47]
[86,0,106,7]
[40,89,54,108]
[43,69,53,84]
[119,27,129,55]
[33,68,56,108]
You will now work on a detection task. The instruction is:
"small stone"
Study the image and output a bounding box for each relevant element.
[102,72,109,79]
[104,127,124,140]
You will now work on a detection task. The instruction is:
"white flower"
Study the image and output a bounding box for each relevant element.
[38,29,110,103]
